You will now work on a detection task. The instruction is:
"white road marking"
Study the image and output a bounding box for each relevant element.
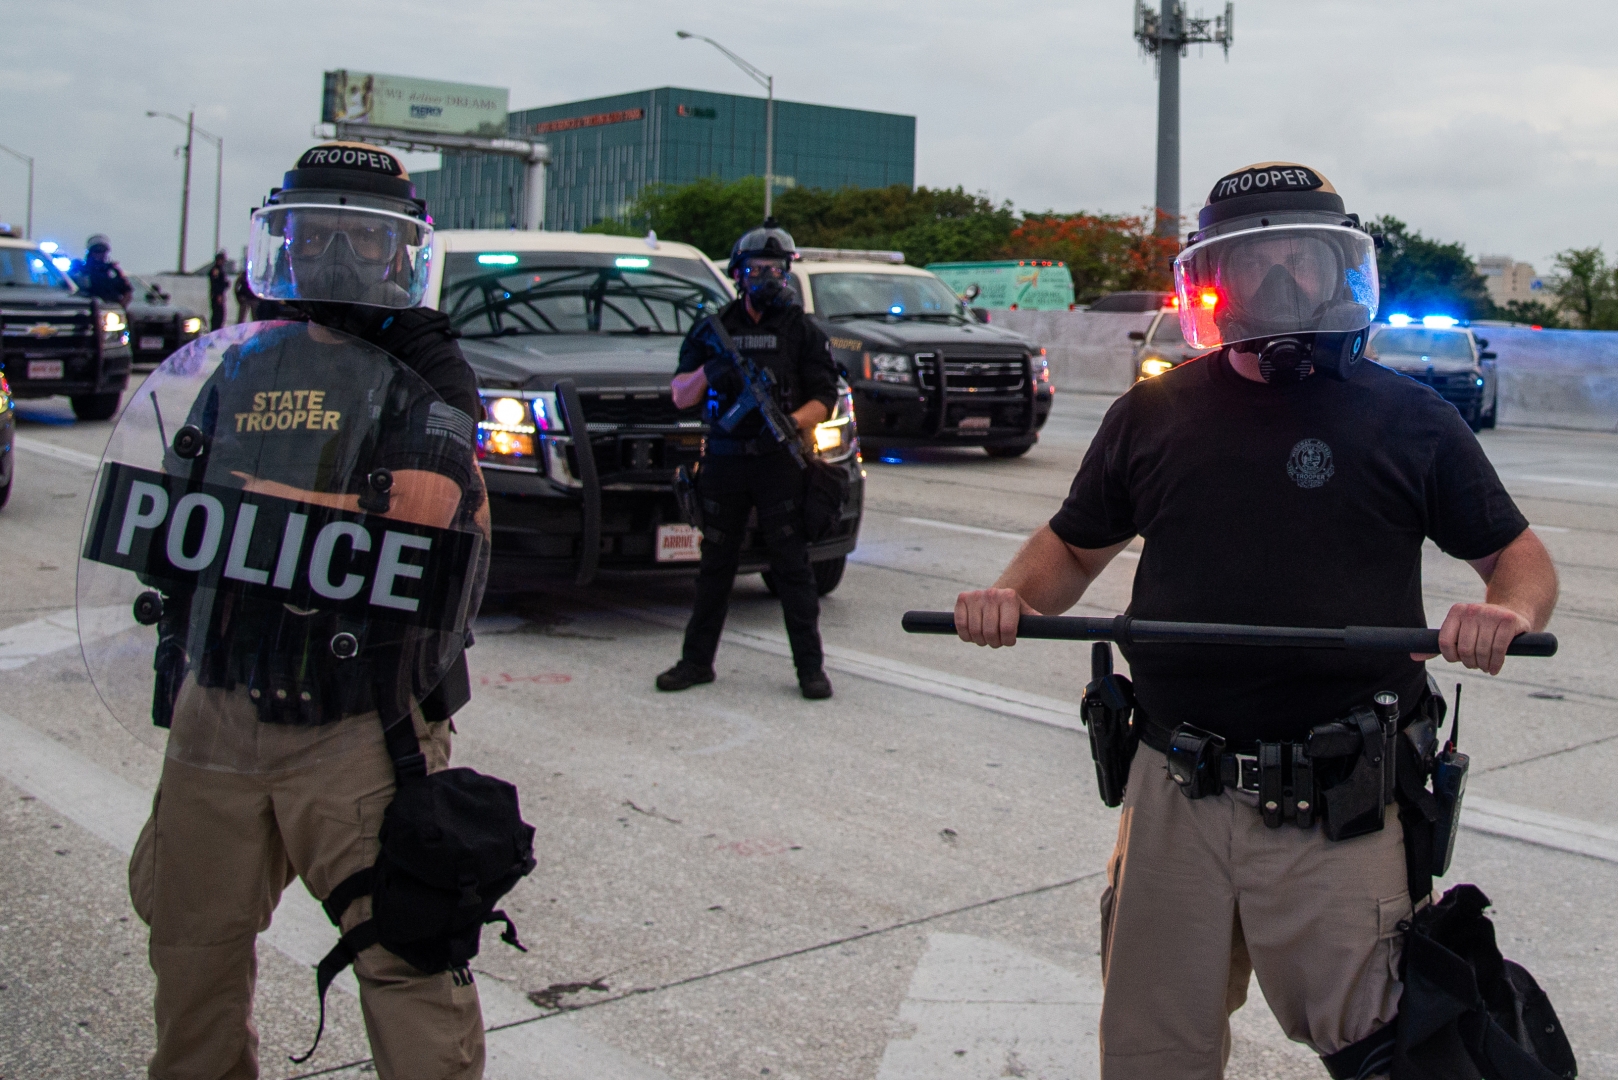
[876,932,1101,1080]
[1513,474,1618,491]
[1464,796,1618,864]
[0,605,133,671]
[1530,524,1571,534]
[0,710,673,1080]
[897,516,1140,558]
[13,435,103,470]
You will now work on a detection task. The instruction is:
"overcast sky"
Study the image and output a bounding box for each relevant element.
[6,0,1617,275]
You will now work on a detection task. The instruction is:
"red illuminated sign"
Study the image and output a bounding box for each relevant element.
[531,108,645,135]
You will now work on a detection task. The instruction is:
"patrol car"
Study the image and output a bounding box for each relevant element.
[1367,315,1498,431]
[791,251,1052,458]
[126,279,205,368]
[0,231,131,420]
[1129,298,1205,380]
[423,231,864,593]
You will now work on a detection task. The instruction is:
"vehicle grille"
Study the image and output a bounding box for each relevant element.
[1,309,96,362]
[916,354,1028,394]
[578,391,699,428]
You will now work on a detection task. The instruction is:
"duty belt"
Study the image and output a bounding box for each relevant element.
[706,436,787,456]
[1137,716,1275,794]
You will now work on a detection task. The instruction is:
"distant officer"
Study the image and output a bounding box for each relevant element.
[953,163,1559,1078]
[71,233,133,306]
[207,250,230,330]
[658,220,839,699]
[127,142,490,1080]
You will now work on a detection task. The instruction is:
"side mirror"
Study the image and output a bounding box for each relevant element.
[962,283,981,302]
[1480,351,1497,360]
[1127,330,1146,342]
[1474,336,1489,349]
[970,306,990,322]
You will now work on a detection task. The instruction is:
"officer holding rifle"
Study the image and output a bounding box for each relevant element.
[657,220,840,699]
[953,164,1559,1078]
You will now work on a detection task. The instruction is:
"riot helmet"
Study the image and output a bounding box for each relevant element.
[246,143,433,309]
[1173,163,1378,383]
[86,234,112,258]
[728,218,798,308]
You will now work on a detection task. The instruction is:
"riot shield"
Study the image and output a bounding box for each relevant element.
[77,321,488,773]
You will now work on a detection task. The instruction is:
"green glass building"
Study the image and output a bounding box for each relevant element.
[414,87,915,231]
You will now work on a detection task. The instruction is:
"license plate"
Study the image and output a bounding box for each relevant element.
[27,360,64,380]
[958,415,991,432]
[655,523,702,562]
[139,336,166,351]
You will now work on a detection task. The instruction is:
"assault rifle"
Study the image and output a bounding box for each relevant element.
[690,315,806,468]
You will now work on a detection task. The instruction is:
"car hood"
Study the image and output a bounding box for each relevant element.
[0,288,91,312]
[458,333,681,392]
[813,315,1032,353]
[127,301,198,319]
[1375,354,1477,374]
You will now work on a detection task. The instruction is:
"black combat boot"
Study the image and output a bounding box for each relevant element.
[656,661,715,692]
[799,670,833,700]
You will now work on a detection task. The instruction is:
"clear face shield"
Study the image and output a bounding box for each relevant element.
[1173,225,1378,350]
[247,203,433,308]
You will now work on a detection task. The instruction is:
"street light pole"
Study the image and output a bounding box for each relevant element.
[0,143,33,238]
[676,31,776,219]
[149,111,224,267]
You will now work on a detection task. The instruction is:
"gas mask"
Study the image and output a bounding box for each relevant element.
[1244,329,1368,385]
[738,257,791,308]
[248,202,430,309]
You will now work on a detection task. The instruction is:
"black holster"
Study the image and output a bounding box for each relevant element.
[674,462,702,529]
[1080,643,1138,807]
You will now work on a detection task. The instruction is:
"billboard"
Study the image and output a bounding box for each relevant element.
[927,261,1075,311]
[322,71,509,137]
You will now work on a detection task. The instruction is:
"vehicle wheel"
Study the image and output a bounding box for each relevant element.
[0,476,10,510]
[762,556,847,597]
[1465,403,1485,433]
[1481,390,1498,430]
[71,392,122,421]
[984,442,1033,459]
[812,556,846,596]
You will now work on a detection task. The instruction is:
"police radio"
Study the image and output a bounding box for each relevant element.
[1431,683,1470,878]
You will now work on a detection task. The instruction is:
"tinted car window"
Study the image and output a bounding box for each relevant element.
[0,247,72,290]
[1150,315,1186,347]
[810,272,965,319]
[441,251,728,337]
[1369,328,1474,362]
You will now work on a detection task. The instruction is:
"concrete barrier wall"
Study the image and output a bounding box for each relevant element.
[995,310,1618,432]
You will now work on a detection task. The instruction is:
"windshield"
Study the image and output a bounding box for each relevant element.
[441,251,728,338]
[0,247,72,290]
[1369,328,1474,362]
[811,272,967,321]
[1149,315,1186,347]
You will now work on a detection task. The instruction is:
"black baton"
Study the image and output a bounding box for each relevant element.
[900,611,1558,657]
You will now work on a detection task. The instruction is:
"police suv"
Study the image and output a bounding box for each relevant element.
[791,251,1052,458]
[0,231,132,420]
[1366,315,1498,431]
[1129,298,1205,381]
[423,231,864,593]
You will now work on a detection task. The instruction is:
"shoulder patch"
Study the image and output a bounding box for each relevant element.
[426,400,475,447]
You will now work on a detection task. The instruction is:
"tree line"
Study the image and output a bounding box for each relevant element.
[586,176,1609,326]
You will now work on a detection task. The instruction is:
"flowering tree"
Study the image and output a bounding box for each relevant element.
[1007,211,1180,303]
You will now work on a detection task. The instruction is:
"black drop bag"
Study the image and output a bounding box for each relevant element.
[1393,885,1576,1080]
[296,759,537,1062]
[802,459,850,543]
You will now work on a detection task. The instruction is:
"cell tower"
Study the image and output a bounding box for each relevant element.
[1134,1,1234,237]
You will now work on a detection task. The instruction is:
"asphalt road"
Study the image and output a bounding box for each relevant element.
[2,381,1614,1080]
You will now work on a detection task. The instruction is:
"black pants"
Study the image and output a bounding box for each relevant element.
[680,451,822,675]
[210,297,227,332]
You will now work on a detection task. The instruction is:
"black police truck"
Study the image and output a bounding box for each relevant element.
[426,232,864,594]
[790,251,1052,458]
[0,232,132,420]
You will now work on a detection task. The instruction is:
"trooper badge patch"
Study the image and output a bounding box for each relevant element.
[1287,439,1334,489]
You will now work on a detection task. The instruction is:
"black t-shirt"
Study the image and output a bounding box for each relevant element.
[676,298,839,439]
[73,257,131,303]
[1049,352,1528,743]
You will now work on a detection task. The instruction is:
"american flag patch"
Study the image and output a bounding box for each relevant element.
[426,401,475,447]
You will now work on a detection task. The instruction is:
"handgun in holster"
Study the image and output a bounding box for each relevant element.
[1081,643,1139,808]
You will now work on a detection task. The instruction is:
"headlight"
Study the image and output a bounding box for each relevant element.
[102,309,126,334]
[489,396,529,426]
[813,385,858,461]
[1139,356,1175,379]
[478,392,550,470]
[182,316,203,334]
[865,352,914,384]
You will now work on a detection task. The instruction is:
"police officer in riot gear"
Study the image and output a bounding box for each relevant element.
[657,220,840,699]
[953,164,1559,1078]
[117,143,492,1079]
[71,233,134,306]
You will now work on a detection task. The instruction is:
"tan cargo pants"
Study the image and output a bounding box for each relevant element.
[1098,746,1410,1079]
[129,681,485,1080]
